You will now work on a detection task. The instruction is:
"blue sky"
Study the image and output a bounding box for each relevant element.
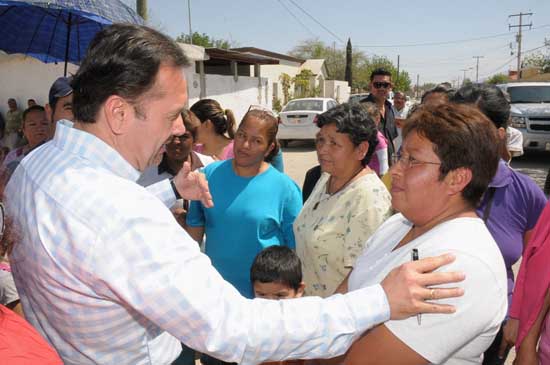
[124,0,550,85]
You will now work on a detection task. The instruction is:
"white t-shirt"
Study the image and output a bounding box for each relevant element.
[348,213,507,364]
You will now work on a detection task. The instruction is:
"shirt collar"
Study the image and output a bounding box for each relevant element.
[488,159,513,188]
[53,120,141,181]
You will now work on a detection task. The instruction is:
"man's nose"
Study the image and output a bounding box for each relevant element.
[172,114,185,136]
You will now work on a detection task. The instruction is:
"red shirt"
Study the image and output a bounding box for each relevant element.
[0,305,62,364]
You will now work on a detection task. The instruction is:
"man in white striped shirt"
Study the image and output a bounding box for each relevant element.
[6,24,464,365]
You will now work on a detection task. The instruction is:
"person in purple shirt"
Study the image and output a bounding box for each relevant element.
[451,84,547,365]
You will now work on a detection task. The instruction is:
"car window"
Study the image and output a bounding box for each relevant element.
[507,86,550,103]
[328,101,337,109]
[283,100,324,112]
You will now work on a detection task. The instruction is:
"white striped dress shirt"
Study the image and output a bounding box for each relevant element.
[6,121,390,364]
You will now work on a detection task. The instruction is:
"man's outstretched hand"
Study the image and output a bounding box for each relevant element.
[381,254,465,320]
[173,162,213,208]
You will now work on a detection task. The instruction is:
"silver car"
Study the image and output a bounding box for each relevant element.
[277,97,338,146]
[499,82,550,152]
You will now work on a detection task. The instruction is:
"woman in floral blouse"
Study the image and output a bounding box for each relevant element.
[294,103,392,297]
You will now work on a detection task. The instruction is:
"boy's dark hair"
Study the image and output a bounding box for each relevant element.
[250,246,302,291]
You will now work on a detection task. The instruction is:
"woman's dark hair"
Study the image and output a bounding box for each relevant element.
[316,103,379,166]
[450,84,510,129]
[22,105,45,123]
[190,99,236,139]
[72,24,189,123]
[240,109,280,162]
[403,103,499,207]
[250,246,302,291]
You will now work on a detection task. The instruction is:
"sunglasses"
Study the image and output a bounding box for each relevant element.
[373,82,391,89]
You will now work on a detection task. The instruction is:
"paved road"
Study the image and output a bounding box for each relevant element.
[511,151,550,193]
[282,144,549,365]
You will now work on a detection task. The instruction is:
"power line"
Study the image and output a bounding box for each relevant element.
[285,0,345,43]
[479,44,548,79]
[354,23,550,48]
[275,0,316,38]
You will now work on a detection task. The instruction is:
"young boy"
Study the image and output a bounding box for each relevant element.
[251,246,305,365]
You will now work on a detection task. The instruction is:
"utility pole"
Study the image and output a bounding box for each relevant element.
[136,0,147,21]
[396,55,400,87]
[460,67,473,86]
[509,12,533,79]
[473,56,484,82]
[187,0,193,44]
[416,74,419,99]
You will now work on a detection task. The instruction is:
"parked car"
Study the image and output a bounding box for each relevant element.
[348,93,370,104]
[277,97,338,146]
[498,82,550,152]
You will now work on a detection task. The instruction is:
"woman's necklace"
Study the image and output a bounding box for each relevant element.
[312,167,365,211]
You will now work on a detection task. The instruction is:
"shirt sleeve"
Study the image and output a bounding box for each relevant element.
[524,181,547,230]
[145,179,177,208]
[0,271,19,305]
[281,180,302,249]
[90,197,390,364]
[375,149,389,176]
[385,247,506,364]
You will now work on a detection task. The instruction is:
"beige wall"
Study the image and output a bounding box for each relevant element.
[0,53,78,115]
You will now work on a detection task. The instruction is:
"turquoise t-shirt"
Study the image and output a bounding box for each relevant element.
[186,159,302,298]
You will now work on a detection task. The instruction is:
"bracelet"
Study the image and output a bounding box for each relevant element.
[170,179,182,200]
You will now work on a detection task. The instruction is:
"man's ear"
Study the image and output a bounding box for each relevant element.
[295,282,306,298]
[103,95,131,135]
[497,127,507,141]
[445,167,472,196]
[45,103,53,123]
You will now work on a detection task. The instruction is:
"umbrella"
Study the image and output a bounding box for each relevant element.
[0,0,144,76]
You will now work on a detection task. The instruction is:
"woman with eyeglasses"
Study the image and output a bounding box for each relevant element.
[320,103,507,365]
[294,103,392,298]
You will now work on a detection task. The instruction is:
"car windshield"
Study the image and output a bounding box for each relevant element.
[507,86,550,103]
[283,100,324,112]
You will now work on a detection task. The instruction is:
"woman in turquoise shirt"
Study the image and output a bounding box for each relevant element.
[186,109,302,299]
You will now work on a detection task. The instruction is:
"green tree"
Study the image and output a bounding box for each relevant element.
[523,51,550,73]
[293,69,320,98]
[279,73,293,105]
[289,39,412,92]
[175,32,234,49]
[486,74,509,85]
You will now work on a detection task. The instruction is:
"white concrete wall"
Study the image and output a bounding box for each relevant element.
[0,53,78,115]
[188,73,272,125]
[324,80,351,103]
[258,61,301,103]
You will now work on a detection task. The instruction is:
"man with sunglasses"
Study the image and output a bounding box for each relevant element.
[361,68,398,163]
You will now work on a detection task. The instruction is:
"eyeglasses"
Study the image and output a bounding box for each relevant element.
[392,153,441,169]
[373,82,391,89]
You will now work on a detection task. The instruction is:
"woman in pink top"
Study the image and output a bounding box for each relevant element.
[362,102,389,176]
[509,201,550,364]
[191,99,237,160]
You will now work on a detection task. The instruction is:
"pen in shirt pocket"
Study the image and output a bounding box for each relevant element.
[411,248,421,325]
